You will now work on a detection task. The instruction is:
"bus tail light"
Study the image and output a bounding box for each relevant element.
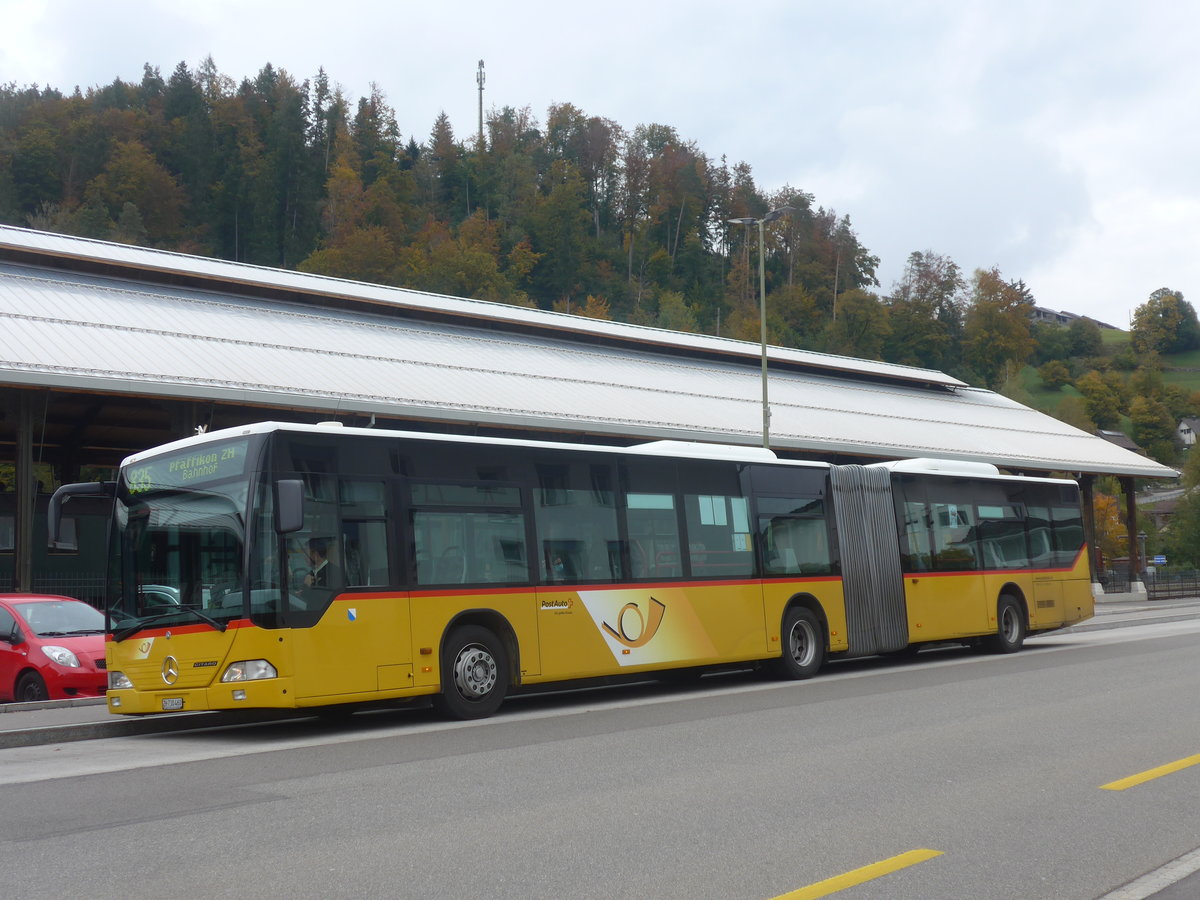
[109,671,133,690]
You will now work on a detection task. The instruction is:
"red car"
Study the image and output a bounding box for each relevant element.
[0,594,107,702]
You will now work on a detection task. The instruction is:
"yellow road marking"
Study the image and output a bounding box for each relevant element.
[1101,753,1200,791]
[771,848,943,900]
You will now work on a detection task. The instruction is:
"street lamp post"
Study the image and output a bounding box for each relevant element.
[729,207,794,448]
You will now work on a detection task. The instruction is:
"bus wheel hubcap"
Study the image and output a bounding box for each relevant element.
[790,622,814,666]
[453,645,497,699]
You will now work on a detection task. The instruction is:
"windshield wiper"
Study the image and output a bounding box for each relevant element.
[112,607,228,642]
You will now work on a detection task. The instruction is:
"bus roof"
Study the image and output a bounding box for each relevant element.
[121,421,832,470]
[871,457,1076,484]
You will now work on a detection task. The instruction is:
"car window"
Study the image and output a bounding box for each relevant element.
[13,600,104,636]
[0,606,16,641]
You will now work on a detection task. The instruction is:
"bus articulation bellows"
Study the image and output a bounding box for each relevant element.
[50,422,1094,720]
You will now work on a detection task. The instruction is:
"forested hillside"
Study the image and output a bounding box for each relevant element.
[2,58,1199,473]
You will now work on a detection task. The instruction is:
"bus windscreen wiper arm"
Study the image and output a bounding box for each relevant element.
[111,607,228,642]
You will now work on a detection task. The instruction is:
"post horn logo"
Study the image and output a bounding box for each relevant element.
[602,597,666,648]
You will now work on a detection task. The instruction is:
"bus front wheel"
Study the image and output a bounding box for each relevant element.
[771,607,825,680]
[986,595,1026,654]
[433,625,509,720]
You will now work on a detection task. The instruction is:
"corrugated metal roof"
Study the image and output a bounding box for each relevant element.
[0,230,1177,479]
[0,224,964,389]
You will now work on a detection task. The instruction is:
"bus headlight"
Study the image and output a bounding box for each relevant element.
[109,671,134,690]
[220,659,278,682]
[41,645,81,667]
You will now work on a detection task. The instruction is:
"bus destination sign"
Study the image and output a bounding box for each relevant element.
[126,439,250,494]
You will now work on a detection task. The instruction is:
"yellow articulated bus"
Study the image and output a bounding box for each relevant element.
[50,422,1093,720]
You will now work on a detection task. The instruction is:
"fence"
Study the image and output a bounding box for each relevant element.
[1143,569,1200,601]
[1103,568,1200,600]
[0,570,106,608]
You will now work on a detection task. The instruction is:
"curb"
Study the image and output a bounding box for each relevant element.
[1061,612,1200,634]
[0,706,310,749]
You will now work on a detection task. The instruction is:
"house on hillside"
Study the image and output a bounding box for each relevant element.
[1033,307,1078,326]
[1177,417,1200,448]
[1096,429,1144,454]
[1030,307,1118,330]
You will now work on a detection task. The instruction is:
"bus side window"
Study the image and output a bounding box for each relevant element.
[534,463,620,583]
[929,501,977,571]
[1026,506,1054,567]
[343,521,389,586]
[413,509,527,586]
[335,480,391,588]
[976,504,1027,569]
[1050,501,1084,567]
[756,497,831,576]
[626,493,680,580]
[900,500,932,571]
[683,494,753,577]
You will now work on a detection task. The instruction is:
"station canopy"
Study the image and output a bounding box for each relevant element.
[0,224,1176,479]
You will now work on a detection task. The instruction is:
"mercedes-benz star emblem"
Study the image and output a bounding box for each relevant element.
[161,655,180,685]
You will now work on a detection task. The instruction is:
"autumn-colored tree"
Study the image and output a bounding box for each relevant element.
[545,103,622,239]
[298,224,396,284]
[824,289,889,359]
[883,251,964,372]
[1075,370,1124,430]
[1038,360,1071,390]
[577,295,612,320]
[413,211,531,304]
[1131,287,1200,354]
[655,290,699,333]
[1031,322,1072,364]
[1068,317,1104,357]
[527,160,591,303]
[963,267,1035,389]
[1129,395,1177,464]
[84,139,186,242]
[1092,492,1126,564]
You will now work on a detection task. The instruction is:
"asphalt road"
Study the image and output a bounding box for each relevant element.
[1,608,1199,900]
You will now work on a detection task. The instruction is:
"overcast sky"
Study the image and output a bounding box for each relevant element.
[4,0,1198,328]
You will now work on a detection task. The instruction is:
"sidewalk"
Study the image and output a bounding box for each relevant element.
[3,594,1199,750]
[1084,592,1200,631]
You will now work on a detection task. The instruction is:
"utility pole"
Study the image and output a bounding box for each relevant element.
[476,60,485,149]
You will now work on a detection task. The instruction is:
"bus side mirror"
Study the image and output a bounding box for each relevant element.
[275,479,305,534]
[48,481,115,545]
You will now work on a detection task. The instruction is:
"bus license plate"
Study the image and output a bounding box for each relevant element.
[162,698,184,711]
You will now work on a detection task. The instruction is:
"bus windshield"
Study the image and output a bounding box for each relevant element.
[112,437,259,635]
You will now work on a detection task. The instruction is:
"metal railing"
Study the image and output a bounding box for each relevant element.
[0,571,105,608]
[1102,569,1200,600]
[1143,569,1200,601]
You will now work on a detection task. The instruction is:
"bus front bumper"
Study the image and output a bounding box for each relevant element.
[106,678,297,715]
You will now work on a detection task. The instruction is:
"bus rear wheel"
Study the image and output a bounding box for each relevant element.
[433,625,509,720]
[771,607,825,680]
[986,594,1026,654]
